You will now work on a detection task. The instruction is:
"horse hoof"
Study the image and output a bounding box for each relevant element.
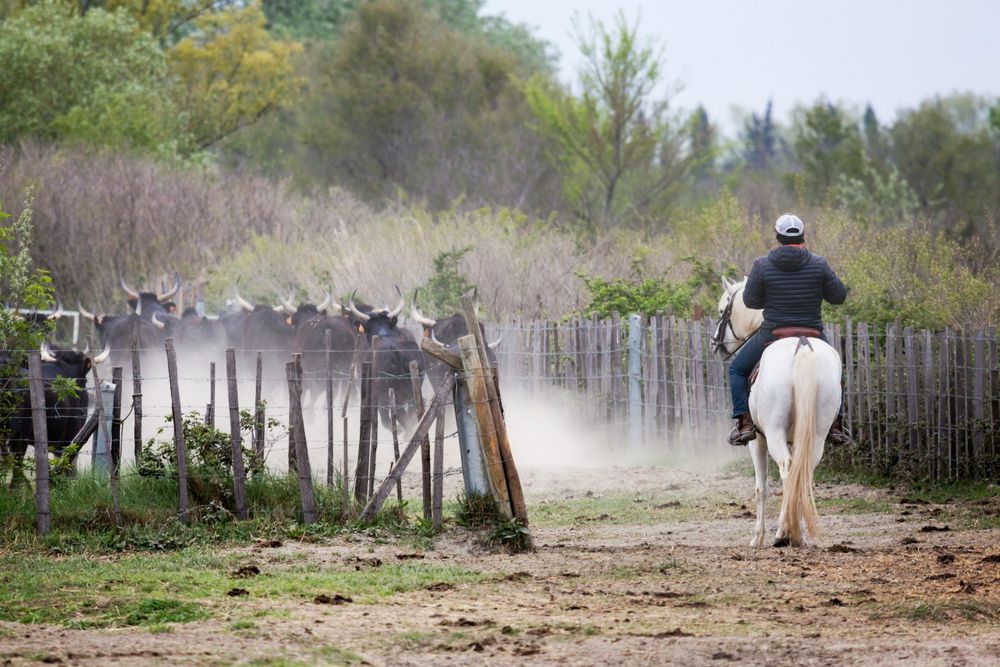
[772,536,791,548]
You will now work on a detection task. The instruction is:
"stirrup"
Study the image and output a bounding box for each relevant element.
[728,420,756,446]
[826,425,852,446]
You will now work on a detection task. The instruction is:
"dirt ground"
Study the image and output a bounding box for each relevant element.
[2,463,999,666]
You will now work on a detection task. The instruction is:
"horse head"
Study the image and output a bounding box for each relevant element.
[711,276,763,358]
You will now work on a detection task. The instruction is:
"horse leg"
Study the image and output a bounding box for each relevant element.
[766,437,793,546]
[749,434,769,548]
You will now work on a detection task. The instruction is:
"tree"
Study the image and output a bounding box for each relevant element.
[262,0,356,41]
[0,5,178,152]
[169,2,303,150]
[295,0,555,209]
[741,100,778,172]
[890,95,1000,235]
[522,12,683,229]
[789,101,865,203]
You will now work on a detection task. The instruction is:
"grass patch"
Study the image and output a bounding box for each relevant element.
[889,601,998,623]
[815,496,893,514]
[0,549,486,628]
[530,493,713,527]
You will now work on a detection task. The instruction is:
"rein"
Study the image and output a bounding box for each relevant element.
[711,290,753,361]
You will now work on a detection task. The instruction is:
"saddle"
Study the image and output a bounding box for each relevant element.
[748,327,821,386]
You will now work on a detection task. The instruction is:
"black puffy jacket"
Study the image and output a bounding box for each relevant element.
[742,245,846,332]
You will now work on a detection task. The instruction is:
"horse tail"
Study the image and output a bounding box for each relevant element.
[784,342,819,546]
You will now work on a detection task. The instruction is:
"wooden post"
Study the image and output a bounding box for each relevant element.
[287,354,299,475]
[131,326,143,462]
[367,336,380,501]
[389,388,403,505]
[253,351,264,459]
[206,362,216,427]
[110,366,123,526]
[325,329,334,487]
[973,331,986,475]
[432,403,445,531]
[627,313,642,449]
[904,329,919,458]
[341,334,363,513]
[164,338,189,523]
[286,359,317,523]
[923,329,935,479]
[87,335,118,523]
[354,361,373,503]
[27,352,51,536]
[226,349,248,520]
[410,360,431,521]
[460,295,528,524]
[360,373,454,522]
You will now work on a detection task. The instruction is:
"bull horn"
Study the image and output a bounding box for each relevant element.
[488,331,503,349]
[119,273,140,299]
[387,284,405,318]
[77,300,97,322]
[316,291,332,314]
[411,305,436,327]
[47,299,64,321]
[157,273,181,302]
[348,291,370,323]
[430,329,443,346]
[232,283,254,312]
[92,341,112,364]
[150,312,166,330]
[135,298,143,317]
[40,342,57,362]
[279,291,297,315]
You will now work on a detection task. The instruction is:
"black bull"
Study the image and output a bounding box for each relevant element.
[358,312,425,431]
[1,348,102,486]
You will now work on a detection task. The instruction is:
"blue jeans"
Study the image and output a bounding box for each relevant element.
[728,329,842,419]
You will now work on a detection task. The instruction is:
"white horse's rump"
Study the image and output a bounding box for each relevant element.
[715,278,842,547]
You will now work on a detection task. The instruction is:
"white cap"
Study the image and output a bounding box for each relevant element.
[775,214,804,236]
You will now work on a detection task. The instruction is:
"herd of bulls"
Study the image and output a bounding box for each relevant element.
[2,276,498,485]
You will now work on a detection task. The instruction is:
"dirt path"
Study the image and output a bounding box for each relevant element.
[2,465,999,666]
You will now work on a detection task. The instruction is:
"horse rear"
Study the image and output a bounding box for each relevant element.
[749,337,841,547]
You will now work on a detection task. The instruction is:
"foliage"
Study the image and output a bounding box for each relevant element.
[0,4,178,153]
[521,11,685,230]
[169,2,303,150]
[831,156,918,226]
[789,100,866,203]
[415,248,476,315]
[139,410,264,508]
[295,0,554,210]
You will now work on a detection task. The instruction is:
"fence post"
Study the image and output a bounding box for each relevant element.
[367,338,380,501]
[432,403,445,531]
[253,351,265,459]
[325,329,334,487]
[410,360,431,521]
[27,352,51,536]
[164,338,189,523]
[388,388,403,505]
[286,358,317,523]
[206,362,216,428]
[131,326,143,462]
[354,360,373,503]
[226,349,248,520]
[91,378,115,477]
[110,366,123,527]
[628,313,642,449]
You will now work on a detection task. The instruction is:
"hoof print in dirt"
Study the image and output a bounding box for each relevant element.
[314,594,353,605]
[925,573,955,581]
[255,539,283,548]
[513,644,542,656]
[712,651,737,661]
[827,543,857,553]
[937,553,955,564]
[958,580,977,594]
[919,525,950,532]
[900,537,921,545]
[233,565,261,578]
[396,553,425,560]
[981,554,1000,563]
[772,537,791,548]
[823,597,845,607]
[227,588,250,597]
[347,557,383,570]
[425,582,455,592]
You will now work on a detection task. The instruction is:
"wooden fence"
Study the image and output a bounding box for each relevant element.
[492,315,1000,481]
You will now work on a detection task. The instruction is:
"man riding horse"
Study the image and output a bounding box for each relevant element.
[726,214,851,446]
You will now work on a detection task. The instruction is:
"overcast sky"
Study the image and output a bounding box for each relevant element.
[484,0,1000,134]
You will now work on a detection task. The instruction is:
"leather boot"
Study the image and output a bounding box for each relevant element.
[728,413,756,446]
[826,415,851,445]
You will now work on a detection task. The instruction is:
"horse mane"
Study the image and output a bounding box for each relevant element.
[729,279,764,339]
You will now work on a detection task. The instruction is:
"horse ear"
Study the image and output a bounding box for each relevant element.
[720,275,734,295]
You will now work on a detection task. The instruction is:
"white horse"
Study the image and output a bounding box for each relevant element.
[714,276,842,547]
